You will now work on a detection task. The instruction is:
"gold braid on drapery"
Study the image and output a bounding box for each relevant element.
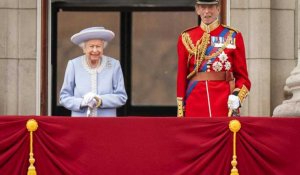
[26,119,38,175]
[229,120,241,175]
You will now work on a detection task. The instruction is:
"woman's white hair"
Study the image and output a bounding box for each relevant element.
[79,40,108,49]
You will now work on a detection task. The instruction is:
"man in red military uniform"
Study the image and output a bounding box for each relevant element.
[177,0,251,117]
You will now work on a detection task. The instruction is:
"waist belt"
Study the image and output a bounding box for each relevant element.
[190,71,234,81]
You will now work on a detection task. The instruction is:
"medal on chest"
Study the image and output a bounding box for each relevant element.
[211,36,236,49]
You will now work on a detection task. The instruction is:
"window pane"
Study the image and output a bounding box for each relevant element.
[56,11,120,105]
[132,12,197,106]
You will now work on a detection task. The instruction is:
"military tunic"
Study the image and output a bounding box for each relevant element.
[177,21,251,117]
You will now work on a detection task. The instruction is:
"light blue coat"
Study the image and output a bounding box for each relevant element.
[60,55,127,117]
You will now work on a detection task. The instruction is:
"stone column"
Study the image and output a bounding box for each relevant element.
[273,58,300,116]
[273,0,300,116]
[231,0,272,116]
[0,0,37,115]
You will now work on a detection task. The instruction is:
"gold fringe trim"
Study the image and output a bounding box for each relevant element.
[229,120,241,175]
[181,32,199,55]
[182,32,210,79]
[26,119,38,175]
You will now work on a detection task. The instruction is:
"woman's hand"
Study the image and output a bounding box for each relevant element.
[81,92,97,107]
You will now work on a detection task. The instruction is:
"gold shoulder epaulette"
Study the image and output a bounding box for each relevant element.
[221,24,239,33]
[181,26,198,34]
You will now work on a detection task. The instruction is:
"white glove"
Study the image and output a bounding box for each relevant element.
[87,98,97,108]
[227,95,240,110]
[81,92,97,107]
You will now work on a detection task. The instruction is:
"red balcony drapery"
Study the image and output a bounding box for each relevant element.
[0,116,299,175]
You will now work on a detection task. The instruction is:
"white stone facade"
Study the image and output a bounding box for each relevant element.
[231,0,298,116]
[273,0,300,116]
[0,0,36,115]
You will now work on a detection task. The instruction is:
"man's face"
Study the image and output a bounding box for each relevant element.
[195,4,220,25]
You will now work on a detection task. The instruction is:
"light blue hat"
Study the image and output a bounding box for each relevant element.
[70,27,115,45]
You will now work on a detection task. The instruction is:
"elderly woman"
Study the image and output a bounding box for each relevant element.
[60,27,127,117]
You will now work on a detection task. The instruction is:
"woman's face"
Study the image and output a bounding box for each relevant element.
[195,4,220,25]
[83,39,104,62]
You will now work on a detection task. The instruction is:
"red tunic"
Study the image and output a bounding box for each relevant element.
[177,24,251,117]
